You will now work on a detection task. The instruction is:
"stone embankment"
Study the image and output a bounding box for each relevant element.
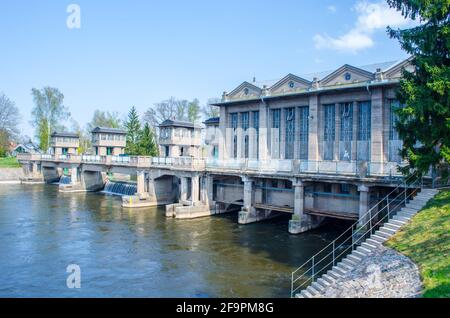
[314,245,422,298]
[0,168,24,183]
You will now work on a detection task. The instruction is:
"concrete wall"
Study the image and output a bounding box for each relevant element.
[0,168,24,182]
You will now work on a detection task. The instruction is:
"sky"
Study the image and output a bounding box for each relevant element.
[0,0,414,139]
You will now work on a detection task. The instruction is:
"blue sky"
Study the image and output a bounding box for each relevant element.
[0,0,412,138]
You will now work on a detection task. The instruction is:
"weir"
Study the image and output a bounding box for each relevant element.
[103,181,137,196]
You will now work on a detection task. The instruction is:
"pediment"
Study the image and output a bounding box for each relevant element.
[228,81,262,99]
[320,65,374,86]
[270,74,311,94]
[384,57,415,79]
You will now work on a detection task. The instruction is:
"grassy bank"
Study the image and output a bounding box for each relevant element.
[0,157,20,168]
[386,189,450,298]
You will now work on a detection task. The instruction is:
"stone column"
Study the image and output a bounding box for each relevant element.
[371,88,384,164]
[358,184,370,227]
[147,176,156,200]
[258,102,268,161]
[219,107,229,160]
[308,95,319,161]
[205,175,214,206]
[191,174,200,204]
[242,176,254,211]
[70,166,78,184]
[289,179,322,234]
[180,177,188,201]
[293,180,305,217]
[136,170,145,194]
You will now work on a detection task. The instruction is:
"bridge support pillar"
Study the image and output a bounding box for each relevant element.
[70,167,78,184]
[358,184,370,227]
[180,177,188,201]
[239,176,264,224]
[136,170,145,195]
[289,179,323,234]
[191,174,199,204]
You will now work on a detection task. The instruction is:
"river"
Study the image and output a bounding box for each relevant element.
[0,184,347,297]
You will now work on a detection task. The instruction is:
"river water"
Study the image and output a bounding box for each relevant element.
[0,184,347,297]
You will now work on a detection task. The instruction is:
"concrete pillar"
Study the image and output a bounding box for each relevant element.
[137,170,145,194]
[191,175,200,204]
[371,88,384,163]
[358,184,370,227]
[203,175,214,206]
[180,177,188,201]
[242,176,254,211]
[258,102,268,161]
[308,95,319,161]
[219,107,229,160]
[70,166,78,184]
[148,176,156,200]
[293,180,305,217]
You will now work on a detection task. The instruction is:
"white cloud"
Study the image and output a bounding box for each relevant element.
[314,0,412,53]
[327,5,337,13]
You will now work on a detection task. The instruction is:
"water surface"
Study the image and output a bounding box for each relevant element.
[0,184,346,297]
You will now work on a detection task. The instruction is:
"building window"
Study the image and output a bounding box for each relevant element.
[323,183,332,193]
[299,106,309,160]
[357,101,371,161]
[230,113,238,158]
[340,102,353,161]
[340,184,350,194]
[285,108,295,159]
[323,104,335,160]
[241,112,249,131]
[271,109,281,158]
[389,99,403,163]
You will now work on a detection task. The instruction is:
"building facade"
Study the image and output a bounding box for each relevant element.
[207,58,414,233]
[91,127,127,156]
[158,120,202,158]
[50,132,79,155]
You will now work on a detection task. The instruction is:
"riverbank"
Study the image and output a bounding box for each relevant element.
[386,189,450,298]
[0,157,20,168]
[0,166,23,183]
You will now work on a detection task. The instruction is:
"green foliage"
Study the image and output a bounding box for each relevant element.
[188,98,201,123]
[387,0,450,179]
[86,110,122,132]
[0,157,20,167]
[30,87,70,152]
[124,106,142,155]
[138,123,159,156]
[386,189,450,298]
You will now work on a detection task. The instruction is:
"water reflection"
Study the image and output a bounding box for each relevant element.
[0,184,347,297]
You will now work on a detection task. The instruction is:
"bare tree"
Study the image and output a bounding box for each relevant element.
[0,93,20,140]
[143,97,191,128]
[201,97,221,119]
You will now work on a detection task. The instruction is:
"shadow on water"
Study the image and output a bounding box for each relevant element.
[0,184,351,298]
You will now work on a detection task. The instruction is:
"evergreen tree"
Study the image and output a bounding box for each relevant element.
[387,0,450,180]
[124,106,141,155]
[138,123,159,156]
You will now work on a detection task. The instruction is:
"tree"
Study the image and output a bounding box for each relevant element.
[138,123,159,156]
[201,97,221,119]
[188,98,201,123]
[30,87,70,152]
[86,110,122,132]
[0,93,20,156]
[387,0,450,180]
[124,106,141,155]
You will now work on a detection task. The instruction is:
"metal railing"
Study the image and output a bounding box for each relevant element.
[290,173,422,297]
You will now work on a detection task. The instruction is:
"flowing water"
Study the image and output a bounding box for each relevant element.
[0,184,348,297]
[103,181,137,196]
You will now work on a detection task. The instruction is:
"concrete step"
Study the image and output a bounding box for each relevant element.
[341,258,357,268]
[332,266,347,276]
[295,294,304,298]
[338,262,353,271]
[316,278,330,289]
[306,285,320,296]
[390,219,407,226]
[379,226,397,235]
[406,203,425,209]
[347,254,362,263]
[322,274,335,284]
[384,223,401,231]
[311,281,325,293]
[370,234,387,243]
[374,230,393,240]
[327,270,342,280]
[301,289,313,298]
[397,211,415,218]
[393,215,410,222]
[402,207,419,213]
[365,238,382,247]
[361,241,378,250]
[357,245,373,254]
[352,250,367,259]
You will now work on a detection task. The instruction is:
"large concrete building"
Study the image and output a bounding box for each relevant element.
[91,127,127,156]
[50,132,79,155]
[207,58,414,233]
[158,120,202,158]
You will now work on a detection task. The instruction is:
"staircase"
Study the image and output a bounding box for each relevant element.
[295,188,439,298]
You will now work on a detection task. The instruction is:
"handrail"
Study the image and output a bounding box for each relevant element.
[291,172,421,297]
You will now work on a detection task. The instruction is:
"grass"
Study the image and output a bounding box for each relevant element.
[386,189,450,298]
[0,156,20,168]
